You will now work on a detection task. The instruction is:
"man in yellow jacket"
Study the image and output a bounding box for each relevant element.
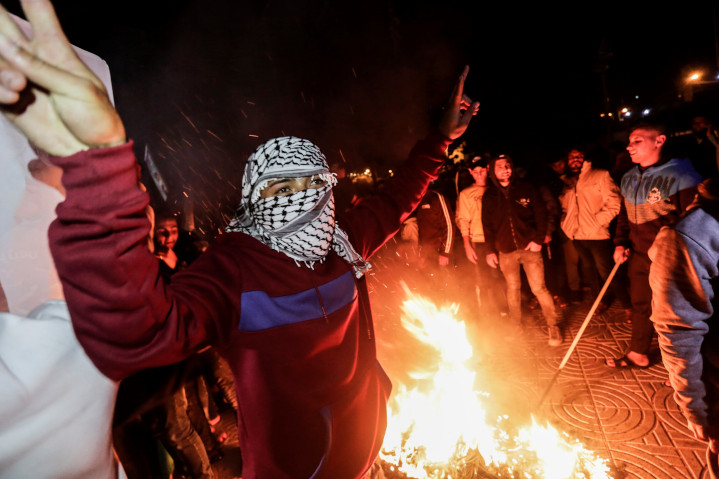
[559,148,631,316]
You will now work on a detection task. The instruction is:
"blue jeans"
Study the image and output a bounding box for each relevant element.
[499,249,557,326]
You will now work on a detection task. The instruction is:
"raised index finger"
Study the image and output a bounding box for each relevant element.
[449,65,469,107]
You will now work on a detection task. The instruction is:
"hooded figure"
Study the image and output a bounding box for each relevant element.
[650,177,719,475]
[482,154,561,346]
[483,154,547,253]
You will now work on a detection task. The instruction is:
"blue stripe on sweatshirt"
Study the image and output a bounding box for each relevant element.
[239,271,357,331]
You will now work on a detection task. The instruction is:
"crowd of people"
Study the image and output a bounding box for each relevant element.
[406,117,719,474]
[2,0,719,477]
[410,118,717,356]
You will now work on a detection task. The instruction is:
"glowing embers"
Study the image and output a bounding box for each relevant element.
[379,287,611,479]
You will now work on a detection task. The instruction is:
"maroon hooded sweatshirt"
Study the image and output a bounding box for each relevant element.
[47,133,450,479]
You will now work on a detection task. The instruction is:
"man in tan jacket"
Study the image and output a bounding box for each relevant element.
[559,148,630,316]
[456,155,507,320]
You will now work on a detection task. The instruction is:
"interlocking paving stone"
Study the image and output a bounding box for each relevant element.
[536,302,709,478]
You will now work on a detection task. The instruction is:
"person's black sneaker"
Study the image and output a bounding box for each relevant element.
[208,447,224,463]
[569,290,582,304]
[528,297,539,310]
[554,295,568,308]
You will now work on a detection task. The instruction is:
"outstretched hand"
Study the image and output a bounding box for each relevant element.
[0,0,125,157]
[438,65,479,140]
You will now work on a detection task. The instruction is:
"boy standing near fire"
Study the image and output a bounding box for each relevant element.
[0,1,479,477]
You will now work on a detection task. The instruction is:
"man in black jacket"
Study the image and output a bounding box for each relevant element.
[482,155,561,346]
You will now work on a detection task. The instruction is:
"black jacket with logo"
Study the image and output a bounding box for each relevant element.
[482,180,548,254]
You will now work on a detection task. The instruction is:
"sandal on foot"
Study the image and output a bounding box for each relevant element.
[605,354,649,369]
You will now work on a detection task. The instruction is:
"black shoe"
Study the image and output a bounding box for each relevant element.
[595,303,609,315]
[208,447,224,463]
[569,290,582,304]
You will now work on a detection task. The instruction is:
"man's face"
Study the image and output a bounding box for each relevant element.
[494,159,512,186]
[548,158,566,175]
[469,165,488,186]
[260,175,328,198]
[155,219,179,250]
[626,128,665,167]
[693,116,710,134]
[567,150,584,174]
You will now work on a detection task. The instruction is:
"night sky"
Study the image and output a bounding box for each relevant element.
[5,0,719,223]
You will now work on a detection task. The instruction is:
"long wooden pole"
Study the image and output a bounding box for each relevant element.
[535,260,622,409]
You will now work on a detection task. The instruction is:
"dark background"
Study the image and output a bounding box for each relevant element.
[6,0,719,227]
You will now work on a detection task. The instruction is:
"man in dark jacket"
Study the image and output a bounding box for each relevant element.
[482,155,561,346]
[416,187,455,270]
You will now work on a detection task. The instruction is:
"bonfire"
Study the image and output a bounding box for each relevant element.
[379,286,612,479]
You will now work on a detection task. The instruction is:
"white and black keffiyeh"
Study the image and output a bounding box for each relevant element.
[227,136,370,277]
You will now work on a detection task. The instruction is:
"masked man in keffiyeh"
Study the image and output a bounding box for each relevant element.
[0,1,478,477]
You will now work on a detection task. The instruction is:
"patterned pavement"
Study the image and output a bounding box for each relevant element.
[524,304,707,479]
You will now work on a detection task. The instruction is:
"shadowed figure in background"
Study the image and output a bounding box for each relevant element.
[0,2,479,477]
[671,115,719,181]
[414,184,456,302]
[113,212,225,479]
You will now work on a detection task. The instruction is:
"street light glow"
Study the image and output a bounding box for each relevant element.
[688,71,703,82]
[642,108,651,116]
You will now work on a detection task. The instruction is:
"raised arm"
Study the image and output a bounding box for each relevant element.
[342,66,479,257]
[0,1,231,380]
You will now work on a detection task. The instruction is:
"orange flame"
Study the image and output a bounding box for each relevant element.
[379,286,611,479]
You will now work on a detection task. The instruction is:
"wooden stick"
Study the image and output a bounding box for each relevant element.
[535,260,622,409]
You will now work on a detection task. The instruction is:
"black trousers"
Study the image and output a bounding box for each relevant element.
[573,239,631,308]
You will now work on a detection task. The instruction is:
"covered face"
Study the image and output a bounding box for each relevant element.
[227,137,370,276]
